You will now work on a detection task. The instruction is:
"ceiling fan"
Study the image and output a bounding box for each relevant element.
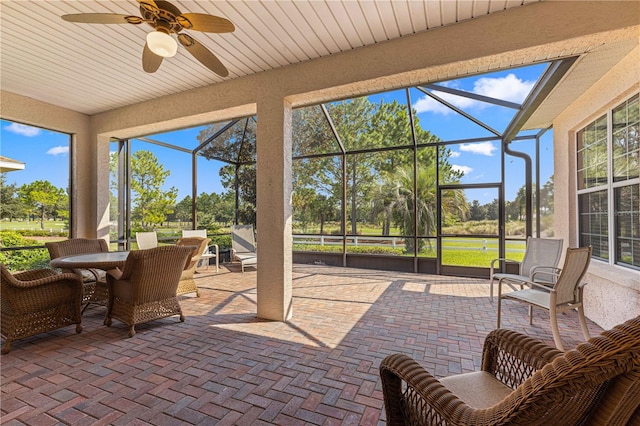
[61,0,234,77]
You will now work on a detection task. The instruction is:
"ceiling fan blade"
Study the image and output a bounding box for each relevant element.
[142,43,163,73]
[178,33,229,77]
[177,14,235,33]
[137,0,159,9]
[62,13,135,24]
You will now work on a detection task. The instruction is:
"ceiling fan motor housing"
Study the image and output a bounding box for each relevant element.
[140,0,184,34]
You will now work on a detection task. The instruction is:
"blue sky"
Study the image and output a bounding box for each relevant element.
[1,63,553,205]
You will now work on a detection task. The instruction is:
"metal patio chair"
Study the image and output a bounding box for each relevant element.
[497,246,592,351]
[489,236,563,301]
[231,224,257,272]
[135,231,158,250]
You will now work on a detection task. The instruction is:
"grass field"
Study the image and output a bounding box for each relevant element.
[0,220,67,232]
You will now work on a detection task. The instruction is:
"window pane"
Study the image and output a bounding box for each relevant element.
[613,94,639,182]
[577,114,607,189]
[615,184,640,268]
[579,191,609,260]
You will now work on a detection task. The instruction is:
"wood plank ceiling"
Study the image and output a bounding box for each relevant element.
[0,0,538,116]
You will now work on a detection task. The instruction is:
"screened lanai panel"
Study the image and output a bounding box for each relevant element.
[325,97,372,153]
[292,156,342,236]
[441,141,501,184]
[346,149,414,238]
[410,87,499,141]
[292,106,341,157]
[199,117,256,164]
[326,90,419,152]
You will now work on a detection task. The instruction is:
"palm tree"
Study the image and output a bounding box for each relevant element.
[379,164,467,254]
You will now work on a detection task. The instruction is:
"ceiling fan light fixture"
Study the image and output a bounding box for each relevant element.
[146,31,177,57]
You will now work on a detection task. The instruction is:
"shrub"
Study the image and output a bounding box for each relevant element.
[0,231,50,272]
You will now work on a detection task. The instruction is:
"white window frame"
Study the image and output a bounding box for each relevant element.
[576,93,640,270]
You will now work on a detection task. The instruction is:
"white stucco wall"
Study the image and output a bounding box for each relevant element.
[553,46,640,330]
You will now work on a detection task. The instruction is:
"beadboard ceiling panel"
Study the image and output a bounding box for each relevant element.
[0,0,541,116]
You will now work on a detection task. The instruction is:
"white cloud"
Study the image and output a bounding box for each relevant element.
[449,151,461,158]
[5,123,40,137]
[459,142,496,156]
[452,164,473,175]
[412,73,535,115]
[47,146,69,155]
[473,73,534,103]
[412,91,476,115]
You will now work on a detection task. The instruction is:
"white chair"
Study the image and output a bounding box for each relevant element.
[135,231,158,250]
[497,246,592,351]
[181,230,218,272]
[231,225,257,273]
[489,237,563,301]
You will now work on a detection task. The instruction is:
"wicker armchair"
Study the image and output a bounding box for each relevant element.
[104,245,195,337]
[1,264,83,354]
[380,316,640,426]
[46,238,110,306]
[176,236,211,297]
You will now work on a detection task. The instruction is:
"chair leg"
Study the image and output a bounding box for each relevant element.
[549,307,564,351]
[577,305,591,341]
[128,326,136,338]
[497,295,502,328]
[490,277,495,302]
[529,306,533,325]
[2,340,11,355]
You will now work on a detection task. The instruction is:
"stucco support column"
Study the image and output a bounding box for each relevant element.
[95,134,112,241]
[256,96,293,321]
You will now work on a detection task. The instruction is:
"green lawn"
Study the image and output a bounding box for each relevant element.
[0,220,67,231]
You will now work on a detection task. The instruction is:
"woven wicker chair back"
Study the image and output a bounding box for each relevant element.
[121,245,194,303]
[45,238,109,271]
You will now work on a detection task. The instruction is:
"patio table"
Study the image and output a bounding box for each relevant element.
[50,251,129,272]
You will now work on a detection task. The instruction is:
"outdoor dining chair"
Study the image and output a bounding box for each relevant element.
[176,236,211,297]
[135,231,158,250]
[380,316,640,425]
[182,229,218,272]
[104,245,194,337]
[231,224,257,272]
[497,246,592,351]
[46,238,110,308]
[1,264,83,354]
[489,236,563,301]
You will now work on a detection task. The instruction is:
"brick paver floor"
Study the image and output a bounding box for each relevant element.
[1,264,603,425]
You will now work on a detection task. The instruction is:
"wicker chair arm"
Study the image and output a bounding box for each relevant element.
[381,353,475,425]
[10,269,83,288]
[481,329,563,388]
